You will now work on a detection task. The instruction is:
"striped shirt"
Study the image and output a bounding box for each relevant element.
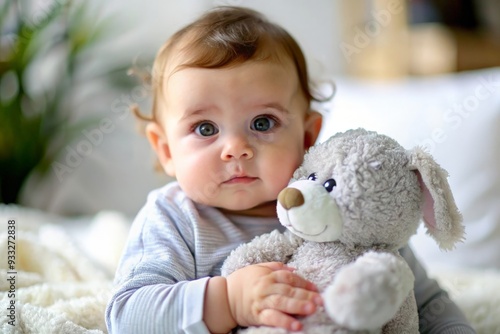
[105,182,475,334]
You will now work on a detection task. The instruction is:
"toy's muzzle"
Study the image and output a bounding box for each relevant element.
[277,180,344,242]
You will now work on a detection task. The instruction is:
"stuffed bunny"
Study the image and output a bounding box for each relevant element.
[221,128,465,333]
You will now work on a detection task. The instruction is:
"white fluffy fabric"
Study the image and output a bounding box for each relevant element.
[0,205,499,333]
[428,267,500,334]
[0,205,129,334]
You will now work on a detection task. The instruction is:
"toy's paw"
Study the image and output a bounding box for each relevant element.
[323,251,414,330]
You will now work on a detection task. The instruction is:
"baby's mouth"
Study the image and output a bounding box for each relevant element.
[223,175,258,184]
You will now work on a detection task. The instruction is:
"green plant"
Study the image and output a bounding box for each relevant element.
[0,1,126,203]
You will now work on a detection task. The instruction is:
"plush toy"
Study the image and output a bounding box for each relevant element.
[221,128,465,333]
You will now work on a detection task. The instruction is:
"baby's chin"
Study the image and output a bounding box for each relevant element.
[217,200,278,217]
[185,186,280,217]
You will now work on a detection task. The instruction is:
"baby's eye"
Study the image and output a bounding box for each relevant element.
[323,178,336,192]
[308,173,317,181]
[251,116,276,132]
[195,122,219,137]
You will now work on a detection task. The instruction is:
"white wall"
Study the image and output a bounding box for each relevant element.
[92,0,345,79]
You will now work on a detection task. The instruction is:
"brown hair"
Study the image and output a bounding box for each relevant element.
[135,6,324,122]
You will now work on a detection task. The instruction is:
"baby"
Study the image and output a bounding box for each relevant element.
[106,6,475,334]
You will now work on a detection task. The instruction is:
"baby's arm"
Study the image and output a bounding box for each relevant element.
[400,245,476,334]
[108,278,210,333]
[205,262,322,333]
[106,210,210,334]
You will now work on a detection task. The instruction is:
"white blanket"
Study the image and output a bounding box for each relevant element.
[0,206,128,334]
[0,205,499,333]
[428,268,500,334]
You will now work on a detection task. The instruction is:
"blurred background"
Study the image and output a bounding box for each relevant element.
[1,0,499,217]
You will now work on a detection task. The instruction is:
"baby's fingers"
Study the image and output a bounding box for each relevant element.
[277,283,323,307]
[258,262,296,272]
[259,308,303,332]
[273,269,319,292]
[263,292,318,316]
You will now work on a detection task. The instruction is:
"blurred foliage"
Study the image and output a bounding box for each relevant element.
[0,0,135,203]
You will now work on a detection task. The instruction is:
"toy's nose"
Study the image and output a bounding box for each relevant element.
[278,187,304,210]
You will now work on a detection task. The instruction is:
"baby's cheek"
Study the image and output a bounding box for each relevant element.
[270,164,298,192]
[177,171,219,205]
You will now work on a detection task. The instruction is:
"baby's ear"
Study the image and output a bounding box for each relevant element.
[303,110,323,149]
[408,147,465,250]
[146,122,176,177]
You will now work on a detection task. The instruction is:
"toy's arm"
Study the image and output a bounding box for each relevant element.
[324,250,414,330]
[221,230,303,276]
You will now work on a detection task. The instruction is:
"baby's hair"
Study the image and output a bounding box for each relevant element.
[134,6,330,122]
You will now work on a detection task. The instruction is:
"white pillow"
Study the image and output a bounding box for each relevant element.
[315,67,500,270]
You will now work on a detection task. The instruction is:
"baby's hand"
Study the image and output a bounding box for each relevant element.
[226,262,322,331]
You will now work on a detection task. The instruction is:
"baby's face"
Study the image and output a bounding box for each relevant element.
[153,60,319,216]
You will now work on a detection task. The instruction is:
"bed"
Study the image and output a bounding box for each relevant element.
[2,67,500,333]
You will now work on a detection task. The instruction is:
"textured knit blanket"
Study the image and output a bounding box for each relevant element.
[0,205,499,333]
[0,206,129,334]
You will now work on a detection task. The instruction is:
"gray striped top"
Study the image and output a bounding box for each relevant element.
[105,182,475,334]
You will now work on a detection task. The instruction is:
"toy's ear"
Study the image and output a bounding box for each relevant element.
[408,147,465,250]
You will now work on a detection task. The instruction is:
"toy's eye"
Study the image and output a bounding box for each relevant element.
[323,178,336,192]
[308,173,317,181]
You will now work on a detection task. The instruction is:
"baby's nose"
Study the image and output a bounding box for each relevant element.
[278,187,305,210]
[221,135,254,160]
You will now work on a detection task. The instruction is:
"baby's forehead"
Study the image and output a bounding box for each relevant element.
[158,48,301,104]
[161,59,304,108]
[163,36,296,79]
[151,32,308,120]
[154,60,307,127]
